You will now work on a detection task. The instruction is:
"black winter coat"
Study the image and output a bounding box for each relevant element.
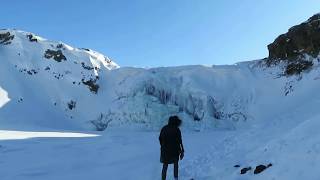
[159,125,183,164]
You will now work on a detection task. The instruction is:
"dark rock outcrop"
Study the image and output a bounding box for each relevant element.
[67,100,76,110]
[240,167,252,174]
[0,32,14,45]
[285,60,313,75]
[80,48,90,51]
[82,77,99,94]
[268,14,320,62]
[239,163,272,175]
[26,34,38,42]
[44,49,67,62]
[81,62,94,70]
[267,13,320,75]
[254,163,272,174]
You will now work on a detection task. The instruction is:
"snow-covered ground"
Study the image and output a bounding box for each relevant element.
[1,103,320,180]
[0,129,249,180]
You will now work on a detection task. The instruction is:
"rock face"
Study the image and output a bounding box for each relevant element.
[240,167,252,174]
[254,163,272,174]
[44,49,67,62]
[267,13,320,75]
[268,14,320,62]
[0,32,14,45]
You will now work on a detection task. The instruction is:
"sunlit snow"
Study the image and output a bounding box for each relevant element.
[0,87,10,108]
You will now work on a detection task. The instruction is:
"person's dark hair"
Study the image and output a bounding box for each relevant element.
[168,116,182,127]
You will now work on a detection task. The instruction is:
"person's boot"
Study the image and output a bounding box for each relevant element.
[174,177,178,180]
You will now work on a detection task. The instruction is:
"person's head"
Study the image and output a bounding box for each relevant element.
[168,115,182,127]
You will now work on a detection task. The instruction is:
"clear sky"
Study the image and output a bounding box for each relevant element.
[1,0,319,67]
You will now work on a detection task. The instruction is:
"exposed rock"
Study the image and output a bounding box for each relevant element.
[56,43,63,49]
[26,69,38,75]
[44,49,67,62]
[254,163,272,174]
[234,165,240,168]
[56,43,67,50]
[80,48,90,51]
[67,100,76,110]
[26,34,38,42]
[0,32,14,45]
[240,166,252,174]
[81,62,94,70]
[267,13,320,75]
[105,57,112,63]
[268,14,320,63]
[82,77,99,94]
[285,60,313,75]
[18,98,23,103]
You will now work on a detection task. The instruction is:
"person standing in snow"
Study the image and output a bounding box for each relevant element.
[159,115,185,180]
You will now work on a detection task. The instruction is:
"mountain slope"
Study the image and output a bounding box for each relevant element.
[1,17,320,131]
[0,29,119,130]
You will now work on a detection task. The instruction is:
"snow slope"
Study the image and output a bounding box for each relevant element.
[0,29,119,130]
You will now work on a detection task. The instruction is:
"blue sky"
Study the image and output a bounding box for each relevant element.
[1,0,319,67]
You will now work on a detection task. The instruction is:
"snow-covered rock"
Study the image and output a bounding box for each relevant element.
[0,29,119,130]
